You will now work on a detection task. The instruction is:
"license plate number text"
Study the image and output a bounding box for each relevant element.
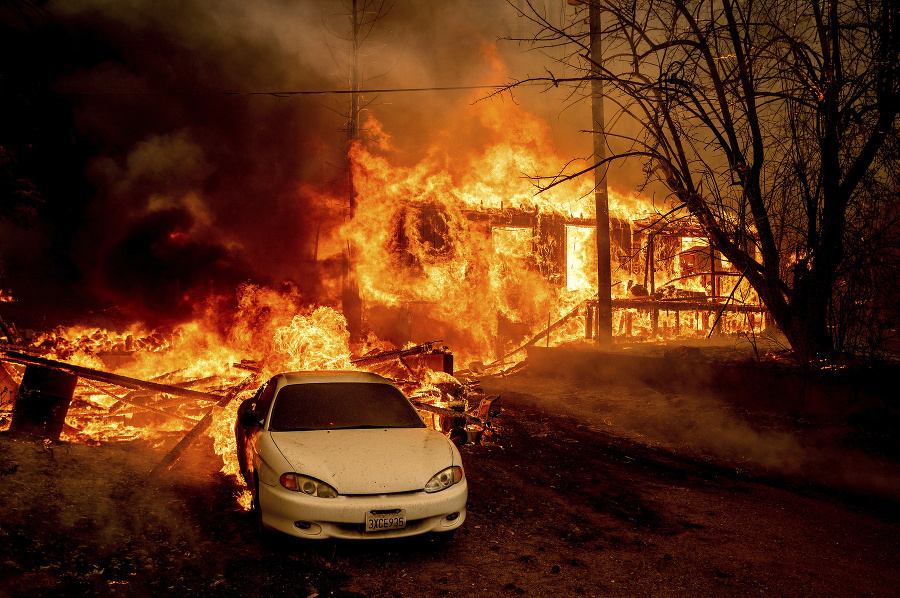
[366,510,406,532]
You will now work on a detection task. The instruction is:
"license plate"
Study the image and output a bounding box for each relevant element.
[365,510,406,532]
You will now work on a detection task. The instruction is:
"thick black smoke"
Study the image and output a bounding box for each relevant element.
[0,0,586,330]
[100,207,252,326]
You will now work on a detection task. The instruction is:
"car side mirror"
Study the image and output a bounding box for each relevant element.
[240,412,263,428]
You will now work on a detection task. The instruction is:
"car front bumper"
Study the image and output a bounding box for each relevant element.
[258,477,468,540]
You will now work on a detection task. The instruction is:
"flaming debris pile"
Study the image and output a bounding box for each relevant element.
[0,302,500,498]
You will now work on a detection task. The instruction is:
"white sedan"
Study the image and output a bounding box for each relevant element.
[235,371,467,540]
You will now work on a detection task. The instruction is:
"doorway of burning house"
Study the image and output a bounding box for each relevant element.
[566,225,595,292]
[566,218,633,292]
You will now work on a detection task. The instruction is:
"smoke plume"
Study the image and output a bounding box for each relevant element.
[2,0,576,329]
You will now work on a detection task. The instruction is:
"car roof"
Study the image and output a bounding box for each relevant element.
[275,371,393,385]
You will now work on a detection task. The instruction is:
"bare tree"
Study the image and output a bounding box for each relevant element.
[321,0,396,147]
[507,0,900,366]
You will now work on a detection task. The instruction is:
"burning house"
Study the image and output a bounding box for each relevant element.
[340,100,767,369]
[0,0,768,501]
[0,95,767,467]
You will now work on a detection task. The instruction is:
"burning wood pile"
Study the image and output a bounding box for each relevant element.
[0,321,501,485]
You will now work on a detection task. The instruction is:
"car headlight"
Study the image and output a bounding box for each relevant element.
[280,473,339,498]
[424,466,464,493]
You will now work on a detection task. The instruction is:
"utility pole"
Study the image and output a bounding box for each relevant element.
[342,0,363,342]
[349,0,361,148]
[589,1,612,347]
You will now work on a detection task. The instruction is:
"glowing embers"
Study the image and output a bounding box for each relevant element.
[0,292,357,478]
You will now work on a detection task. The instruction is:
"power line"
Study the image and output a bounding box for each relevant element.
[55,84,511,97]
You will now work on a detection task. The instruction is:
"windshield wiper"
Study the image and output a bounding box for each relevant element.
[273,424,420,431]
[326,424,418,430]
[270,427,318,432]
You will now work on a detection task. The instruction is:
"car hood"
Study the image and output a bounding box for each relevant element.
[268,427,456,495]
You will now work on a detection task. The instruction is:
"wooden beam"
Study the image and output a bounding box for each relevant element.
[79,379,199,424]
[146,374,260,480]
[486,302,584,368]
[1,351,221,403]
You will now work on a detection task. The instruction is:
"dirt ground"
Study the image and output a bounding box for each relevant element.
[1,371,899,597]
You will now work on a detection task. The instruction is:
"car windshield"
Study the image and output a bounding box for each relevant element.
[267,382,426,431]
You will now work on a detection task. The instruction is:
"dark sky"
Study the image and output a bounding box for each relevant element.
[0,0,592,330]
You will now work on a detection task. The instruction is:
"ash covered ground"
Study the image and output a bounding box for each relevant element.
[2,366,899,598]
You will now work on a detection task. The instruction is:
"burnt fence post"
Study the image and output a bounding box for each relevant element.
[8,365,77,441]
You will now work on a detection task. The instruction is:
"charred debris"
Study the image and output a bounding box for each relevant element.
[0,339,502,477]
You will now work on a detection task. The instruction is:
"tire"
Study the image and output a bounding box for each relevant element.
[253,492,264,534]
[253,477,271,540]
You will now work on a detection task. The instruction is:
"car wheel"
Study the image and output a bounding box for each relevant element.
[253,493,263,532]
[253,478,271,540]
